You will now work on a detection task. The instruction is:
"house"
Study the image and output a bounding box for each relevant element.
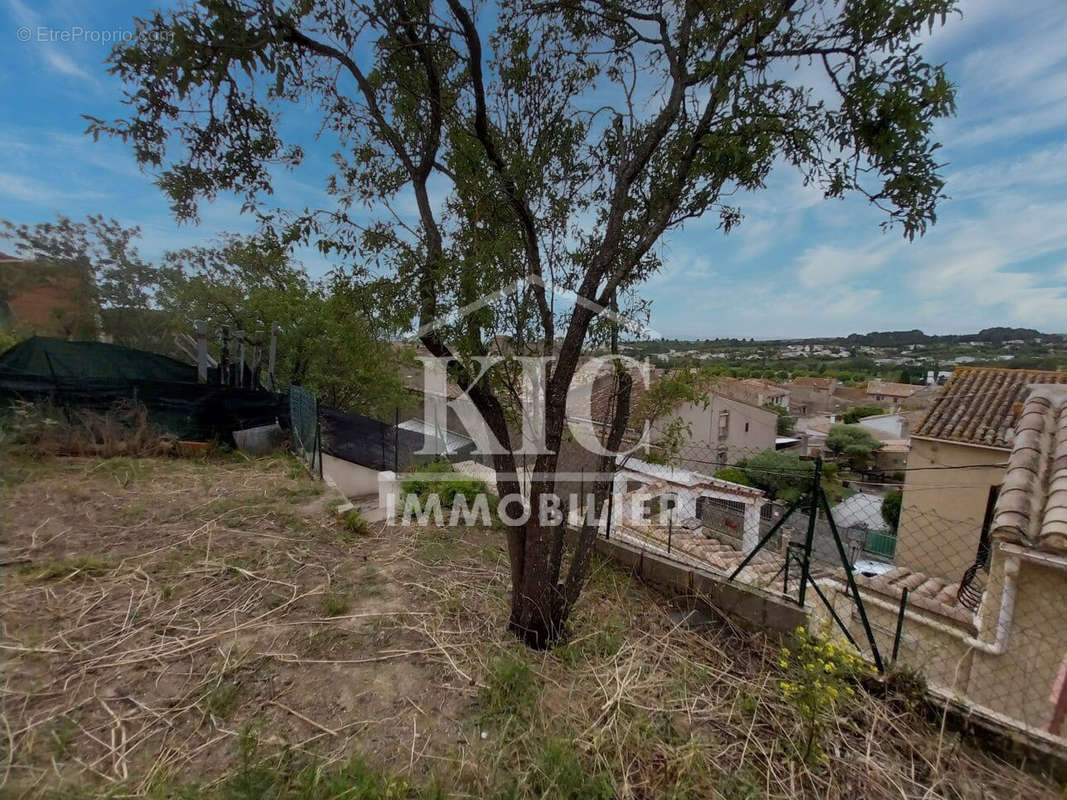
[784,376,839,416]
[865,379,918,405]
[0,257,99,339]
[687,378,779,467]
[872,440,909,473]
[857,412,908,439]
[895,367,1067,582]
[569,369,778,473]
[830,383,1067,742]
[739,377,789,408]
[612,455,768,546]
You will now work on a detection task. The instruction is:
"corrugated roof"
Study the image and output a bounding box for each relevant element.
[913,367,1067,449]
[991,386,1067,554]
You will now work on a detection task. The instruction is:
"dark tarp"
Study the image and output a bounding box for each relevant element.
[320,405,476,472]
[0,337,286,442]
[0,336,198,383]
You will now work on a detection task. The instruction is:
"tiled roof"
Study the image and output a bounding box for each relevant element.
[790,377,836,390]
[740,377,788,395]
[855,567,974,626]
[991,386,1067,554]
[710,377,773,408]
[866,379,918,398]
[913,367,1067,449]
[618,457,766,500]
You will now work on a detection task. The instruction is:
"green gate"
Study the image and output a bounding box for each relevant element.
[289,386,321,477]
[863,529,897,559]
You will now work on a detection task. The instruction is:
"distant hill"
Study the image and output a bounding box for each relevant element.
[627,328,1062,348]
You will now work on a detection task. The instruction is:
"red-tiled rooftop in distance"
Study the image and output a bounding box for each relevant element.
[866,379,918,398]
[913,367,1067,449]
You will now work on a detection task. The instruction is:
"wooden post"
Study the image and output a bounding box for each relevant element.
[268,323,279,392]
[194,320,209,383]
[235,331,246,389]
[219,325,231,386]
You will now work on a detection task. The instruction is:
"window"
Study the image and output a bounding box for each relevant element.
[718,410,729,440]
[716,448,727,468]
[976,485,1001,567]
[643,494,676,519]
[744,422,750,433]
[697,496,746,517]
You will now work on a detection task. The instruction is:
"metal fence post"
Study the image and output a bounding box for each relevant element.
[605,486,613,540]
[393,406,399,473]
[892,587,909,664]
[667,505,673,554]
[798,456,822,608]
[818,489,885,674]
[579,467,585,523]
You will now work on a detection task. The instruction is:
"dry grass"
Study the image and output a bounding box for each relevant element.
[2,400,174,458]
[0,451,1060,798]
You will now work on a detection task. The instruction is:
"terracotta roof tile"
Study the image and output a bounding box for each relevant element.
[866,379,918,398]
[913,367,1067,448]
[992,386,1067,554]
[855,568,974,626]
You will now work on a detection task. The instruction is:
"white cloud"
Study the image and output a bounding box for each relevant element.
[7,0,97,85]
[0,170,109,206]
[946,141,1067,198]
[794,243,894,288]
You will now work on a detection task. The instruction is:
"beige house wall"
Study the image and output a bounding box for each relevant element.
[966,551,1067,733]
[666,395,776,470]
[820,545,1067,742]
[894,437,1007,582]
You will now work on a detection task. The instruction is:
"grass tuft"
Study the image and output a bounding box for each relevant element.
[320,590,350,617]
[478,651,537,722]
[19,556,109,582]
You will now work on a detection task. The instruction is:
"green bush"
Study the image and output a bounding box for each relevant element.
[881,489,902,530]
[842,405,886,424]
[401,460,487,510]
[735,450,814,502]
[342,509,370,536]
[778,625,871,762]
[826,424,883,466]
[714,466,753,487]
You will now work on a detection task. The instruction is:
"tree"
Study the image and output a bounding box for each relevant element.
[736,449,815,503]
[763,402,796,436]
[1,215,160,342]
[162,236,413,418]
[881,489,902,531]
[713,466,753,488]
[826,424,883,468]
[841,405,886,424]
[93,0,957,648]
[628,369,712,465]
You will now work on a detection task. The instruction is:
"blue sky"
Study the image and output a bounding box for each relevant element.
[2,0,1065,339]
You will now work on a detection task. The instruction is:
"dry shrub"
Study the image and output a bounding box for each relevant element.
[1,399,174,457]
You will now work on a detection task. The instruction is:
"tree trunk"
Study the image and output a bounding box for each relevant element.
[505,364,633,649]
